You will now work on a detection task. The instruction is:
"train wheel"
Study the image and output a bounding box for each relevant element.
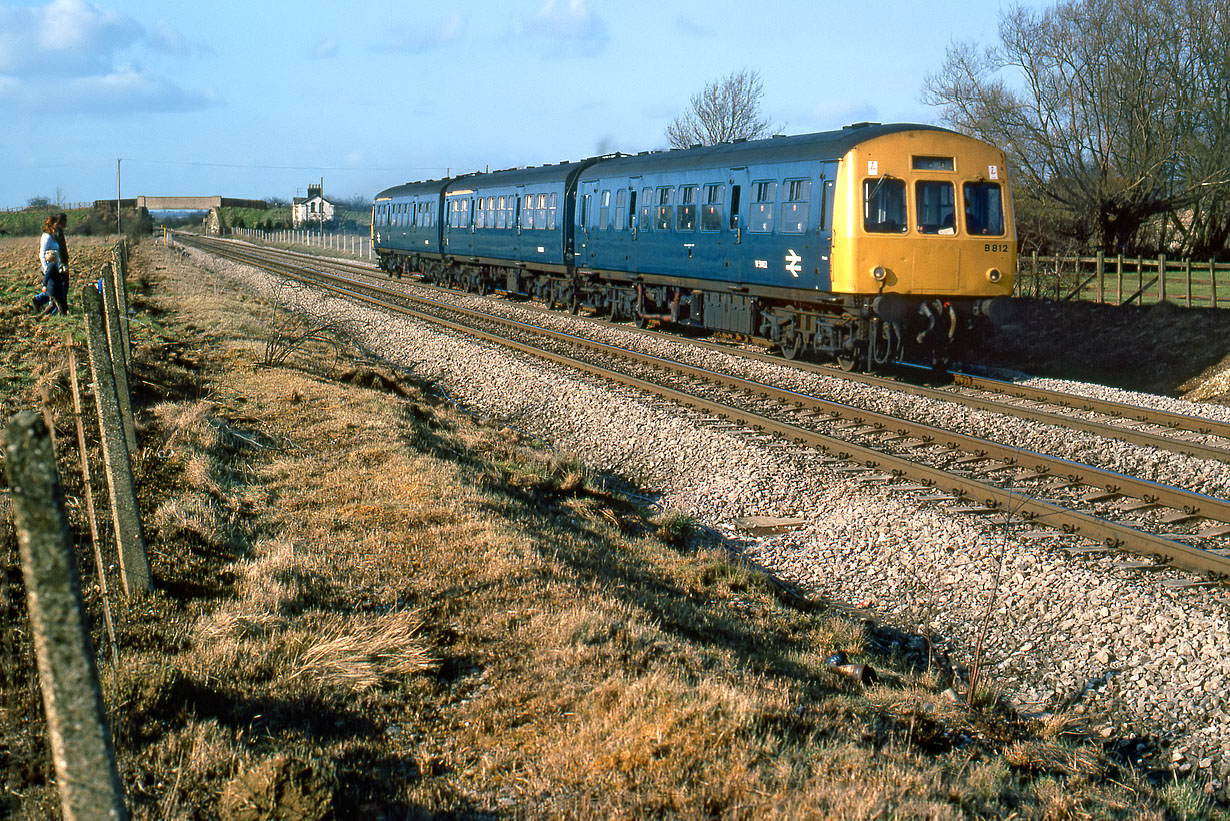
[568,291,581,315]
[836,341,865,372]
[780,331,805,360]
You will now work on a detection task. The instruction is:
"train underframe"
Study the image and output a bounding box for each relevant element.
[378,252,990,371]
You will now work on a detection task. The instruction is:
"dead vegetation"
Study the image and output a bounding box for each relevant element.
[0,235,1226,817]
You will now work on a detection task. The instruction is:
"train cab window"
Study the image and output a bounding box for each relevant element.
[676,185,697,231]
[916,181,956,235]
[749,181,776,233]
[536,194,548,230]
[781,179,811,234]
[599,190,611,229]
[963,182,1005,235]
[615,189,627,230]
[701,184,724,231]
[863,178,907,233]
[655,187,674,231]
[640,187,654,231]
[548,192,558,229]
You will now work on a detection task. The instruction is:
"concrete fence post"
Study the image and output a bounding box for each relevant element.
[99,263,136,453]
[3,411,130,821]
[83,286,150,596]
[108,244,132,369]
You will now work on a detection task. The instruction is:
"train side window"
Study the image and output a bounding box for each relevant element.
[580,194,590,230]
[599,190,611,229]
[916,181,956,234]
[701,183,724,231]
[628,190,638,229]
[640,187,653,231]
[655,186,674,231]
[780,179,811,234]
[615,189,626,230]
[729,185,742,230]
[676,185,697,231]
[536,194,548,230]
[863,178,907,233]
[475,199,485,229]
[963,182,1005,236]
[548,192,558,229]
[749,181,776,233]
[523,194,536,229]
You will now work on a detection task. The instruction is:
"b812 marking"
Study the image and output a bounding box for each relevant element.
[984,243,1011,253]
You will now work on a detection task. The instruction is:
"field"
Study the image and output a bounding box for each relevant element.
[0,235,1223,817]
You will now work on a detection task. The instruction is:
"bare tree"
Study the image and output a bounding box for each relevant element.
[923,0,1230,256]
[665,69,776,148]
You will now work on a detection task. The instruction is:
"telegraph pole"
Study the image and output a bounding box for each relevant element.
[116,159,121,236]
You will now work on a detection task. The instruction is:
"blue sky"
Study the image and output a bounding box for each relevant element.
[1,0,1030,209]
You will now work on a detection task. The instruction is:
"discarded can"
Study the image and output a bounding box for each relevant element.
[830,663,878,685]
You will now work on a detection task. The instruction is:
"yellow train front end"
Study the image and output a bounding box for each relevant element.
[830,129,1016,366]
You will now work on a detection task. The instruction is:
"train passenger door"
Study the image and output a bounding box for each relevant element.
[812,164,838,292]
[727,166,749,284]
[577,179,599,267]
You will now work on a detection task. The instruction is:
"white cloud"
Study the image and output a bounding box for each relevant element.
[0,0,141,76]
[312,38,339,59]
[524,0,608,54]
[0,0,215,115]
[147,20,210,57]
[384,12,465,53]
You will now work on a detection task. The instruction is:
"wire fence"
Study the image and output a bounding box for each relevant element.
[229,226,375,262]
[1014,252,1230,308]
[0,202,94,214]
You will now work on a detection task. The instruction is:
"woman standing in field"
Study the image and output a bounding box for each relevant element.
[31,215,67,314]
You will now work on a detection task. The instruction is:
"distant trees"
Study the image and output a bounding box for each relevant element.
[923,0,1230,257]
[666,69,776,149]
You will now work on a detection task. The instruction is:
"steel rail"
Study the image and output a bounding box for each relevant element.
[182,235,1230,524]
[947,371,1230,439]
[179,235,1230,579]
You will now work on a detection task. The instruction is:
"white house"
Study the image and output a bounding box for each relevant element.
[292,182,335,227]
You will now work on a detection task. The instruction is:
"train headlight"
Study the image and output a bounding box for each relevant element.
[872,266,888,282]
[986,268,1002,283]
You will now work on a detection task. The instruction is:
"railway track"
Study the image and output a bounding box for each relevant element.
[176,233,1230,582]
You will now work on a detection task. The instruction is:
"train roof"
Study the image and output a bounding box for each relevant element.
[373,178,449,201]
[579,123,954,178]
[373,123,958,202]
[375,160,596,201]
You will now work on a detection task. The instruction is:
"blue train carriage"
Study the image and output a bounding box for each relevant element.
[435,160,600,301]
[573,133,839,326]
[373,178,450,277]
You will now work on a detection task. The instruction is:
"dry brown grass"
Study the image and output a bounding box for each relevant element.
[2,237,1222,818]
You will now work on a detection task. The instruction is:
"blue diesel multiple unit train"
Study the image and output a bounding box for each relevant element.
[372,122,1016,369]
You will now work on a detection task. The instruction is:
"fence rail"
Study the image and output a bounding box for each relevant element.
[1014,252,1230,308]
[0,202,94,214]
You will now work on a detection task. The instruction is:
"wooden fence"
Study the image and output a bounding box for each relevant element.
[1015,252,1230,308]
